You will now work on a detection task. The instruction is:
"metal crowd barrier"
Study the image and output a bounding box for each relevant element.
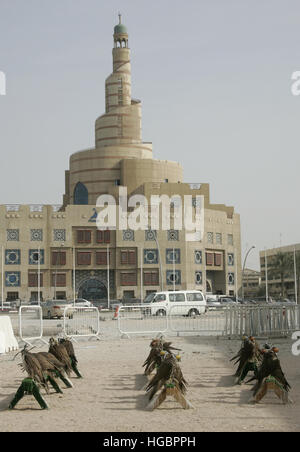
[224,305,300,338]
[63,306,101,341]
[118,305,169,338]
[18,305,47,346]
[168,305,229,336]
[117,304,300,338]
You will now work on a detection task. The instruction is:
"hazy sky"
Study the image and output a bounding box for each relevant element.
[0,0,299,270]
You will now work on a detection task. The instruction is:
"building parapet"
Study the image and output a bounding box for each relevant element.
[189,183,202,190]
[2,204,63,213]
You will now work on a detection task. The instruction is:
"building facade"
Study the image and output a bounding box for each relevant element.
[242,268,262,298]
[0,18,242,303]
[260,244,300,300]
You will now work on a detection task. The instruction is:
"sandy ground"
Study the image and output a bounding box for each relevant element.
[0,335,299,432]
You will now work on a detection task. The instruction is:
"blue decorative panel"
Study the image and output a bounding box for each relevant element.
[54,229,66,242]
[5,271,21,287]
[29,249,44,265]
[145,229,157,241]
[194,250,202,264]
[123,230,134,241]
[166,270,181,286]
[228,272,235,285]
[167,230,179,241]
[144,249,158,264]
[228,253,234,266]
[195,271,203,285]
[7,229,19,241]
[31,229,43,241]
[74,182,88,205]
[5,250,21,265]
[166,249,180,264]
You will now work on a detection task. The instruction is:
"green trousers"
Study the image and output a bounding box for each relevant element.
[9,378,48,410]
[239,362,258,383]
[46,374,63,394]
[71,358,82,378]
[51,369,73,389]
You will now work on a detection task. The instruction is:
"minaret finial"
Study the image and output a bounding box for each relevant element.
[118,12,122,24]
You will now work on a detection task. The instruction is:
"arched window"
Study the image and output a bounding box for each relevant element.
[74,182,88,205]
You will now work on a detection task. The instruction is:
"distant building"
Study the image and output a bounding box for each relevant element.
[259,244,300,300]
[0,17,242,302]
[242,268,261,298]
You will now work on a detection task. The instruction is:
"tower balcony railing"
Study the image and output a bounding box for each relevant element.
[4,204,63,213]
[52,205,62,212]
[29,204,44,212]
[189,183,202,190]
[5,204,20,212]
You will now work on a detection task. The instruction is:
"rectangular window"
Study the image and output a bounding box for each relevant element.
[30,292,44,302]
[207,232,214,244]
[228,234,234,246]
[77,252,92,266]
[187,292,204,302]
[123,290,135,299]
[51,273,66,287]
[120,249,136,265]
[96,251,111,265]
[96,230,111,243]
[169,293,186,302]
[28,273,43,287]
[206,252,214,266]
[51,251,66,266]
[7,292,19,301]
[214,253,222,267]
[77,230,92,244]
[143,270,159,286]
[128,250,136,265]
[121,251,128,265]
[120,272,137,286]
[216,233,222,245]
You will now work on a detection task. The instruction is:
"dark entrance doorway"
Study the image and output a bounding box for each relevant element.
[78,278,107,301]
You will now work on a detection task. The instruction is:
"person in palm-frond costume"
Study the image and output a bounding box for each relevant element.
[233,337,261,385]
[58,338,82,378]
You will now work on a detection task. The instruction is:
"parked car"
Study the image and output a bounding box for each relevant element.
[206,297,221,310]
[143,290,207,317]
[74,298,94,308]
[0,301,15,311]
[42,300,76,319]
[237,299,258,305]
[219,297,238,305]
[206,294,220,302]
[275,299,296,306]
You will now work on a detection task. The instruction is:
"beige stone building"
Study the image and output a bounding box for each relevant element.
[260,244,300,300]
[0,18,242,303]
[242,268,261,298]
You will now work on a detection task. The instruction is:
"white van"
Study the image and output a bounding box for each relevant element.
[143,290,207,317]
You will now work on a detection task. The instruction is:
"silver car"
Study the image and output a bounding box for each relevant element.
[42,300,76,319]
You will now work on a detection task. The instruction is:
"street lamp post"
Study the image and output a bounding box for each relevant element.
[153,232,163,292]
[265,249,269,303]
[294,247,298,305]
[54,243,64,300]
[241,245,256,301]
